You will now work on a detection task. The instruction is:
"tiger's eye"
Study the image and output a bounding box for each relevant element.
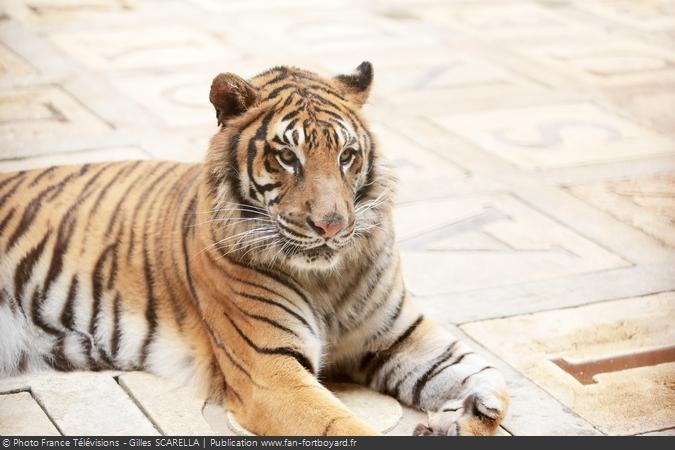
[278,148,298,165]
[340,148,356,166]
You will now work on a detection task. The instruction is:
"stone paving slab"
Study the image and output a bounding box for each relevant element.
[0,84,112,158]
[447,324,601,436]
[461,292,675,436]
[434,102,675,170]
[0,42,34,78]
[109,71,217,127]
[603,88,675,138]
[516,39,675,87]
[395,193,628,296]
[30,372,159,435]
[417,2,596,43]
[117,372,216,436]
[0,371,158,435]
[572,0,675,32]
[413,262,675,324]
[568,171,675,248]
[49,25,235,71]
[0,392,60,436]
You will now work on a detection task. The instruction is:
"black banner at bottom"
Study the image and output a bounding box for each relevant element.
[2,436,673,450]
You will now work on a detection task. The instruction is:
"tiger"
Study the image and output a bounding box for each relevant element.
[0,62,508,436]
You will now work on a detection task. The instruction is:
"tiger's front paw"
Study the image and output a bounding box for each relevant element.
[413,389,508,436]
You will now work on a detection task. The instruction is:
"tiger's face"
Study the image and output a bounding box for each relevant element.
[207,63,391,271]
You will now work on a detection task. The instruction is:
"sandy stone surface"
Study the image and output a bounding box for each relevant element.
[0,392,60,436]
[462,293,675,435]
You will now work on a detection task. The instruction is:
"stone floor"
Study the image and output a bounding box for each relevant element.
[1,0,674,437]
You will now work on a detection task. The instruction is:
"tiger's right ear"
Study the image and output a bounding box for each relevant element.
[209,73,259,126]
[334,61,373,107]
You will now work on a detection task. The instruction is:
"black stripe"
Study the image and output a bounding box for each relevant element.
[367,290,406,344]
[78,332,101,371]
[41,186,95,307]
[355,145,376,204]
[428,352,474,381]
[234,290,314,334]
[162,172,192,331]
[28,166,57,187]
[258,67,289,87]
[267,83,296,99]
[0,207,15,236]
[126,164,177,260]
[106,229,121,290]
[378,360,404,395]
[110,292,122,361]
[280,110,300,122]
[202,319,257,384]
[337,247,393,331]
[246,107,281,199]
[219,108,266,202]
[322,417,346,436]
[411,341,460,405]
[223,314,315,374]
[219,251,318,319]
[46,165,91,202]
[218,267,299,309]
[360,315,424,384]
[461,366,495,386]
[6,166,91,253]
[392,368,417,400]
[17,352,29,373]
[79,163,111,196]
[60,275,78,330]
[89,243,116,341]
[0,172,26,210]
[334,250,379,308]
[180,194,200,306]
[13,231,51,304]
[46,336,75,372]
[5,183,59,251]
[40,165,106,309]
[0,171,25,192]
[306,83,347,101]
[105,162,162,236]
[264,158,279,174]
[90,162,141,216]
[139,244,158,367]
[30,288,60,335]
[342,256,398,333]
[232,301,299,338]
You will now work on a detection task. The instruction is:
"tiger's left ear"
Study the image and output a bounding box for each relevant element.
[209,73,259,126]
[334,61,373,107]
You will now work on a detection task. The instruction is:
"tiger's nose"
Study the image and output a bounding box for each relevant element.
[307,214,346,238]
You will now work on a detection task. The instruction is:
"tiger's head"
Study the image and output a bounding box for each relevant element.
[205,63,394,271]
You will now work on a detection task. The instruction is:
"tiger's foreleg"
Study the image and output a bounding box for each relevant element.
[232,362,379,436]
[196,291,378,436]
[208,336,378,435]
[356,296,508,436]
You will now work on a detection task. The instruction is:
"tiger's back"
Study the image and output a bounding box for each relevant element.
[0,161,218,393]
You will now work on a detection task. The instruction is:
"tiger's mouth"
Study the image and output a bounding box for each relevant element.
[281,243,335,259]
